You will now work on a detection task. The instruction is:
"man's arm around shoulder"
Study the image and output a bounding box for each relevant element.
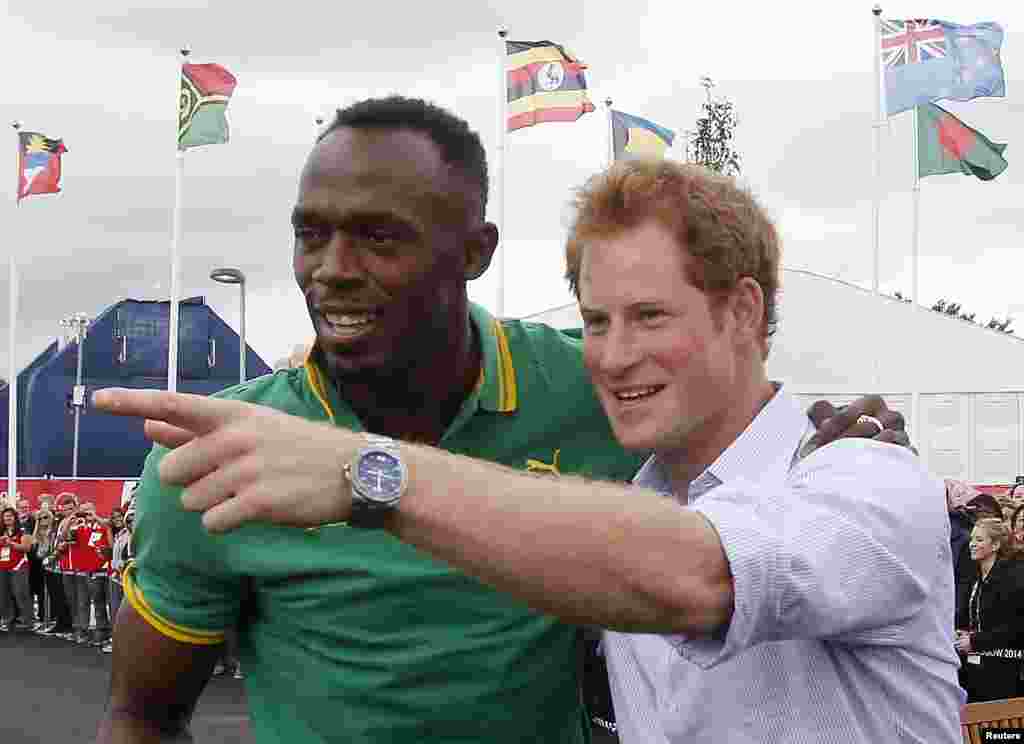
[95,602,222,743]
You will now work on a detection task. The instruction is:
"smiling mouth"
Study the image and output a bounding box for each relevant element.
[318,311,379,340]
[612,385,666,403]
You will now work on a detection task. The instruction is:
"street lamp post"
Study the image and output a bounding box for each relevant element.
[60,312,91,478]
[210,268,247,384]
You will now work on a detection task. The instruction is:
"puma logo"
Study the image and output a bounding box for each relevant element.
[526,449,561,476]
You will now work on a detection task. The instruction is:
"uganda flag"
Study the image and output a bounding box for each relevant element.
[17,131,68,202]
[916,102,1007,181]
[610,110,675,160]
[178,62,238,150]
[506,40,595,132]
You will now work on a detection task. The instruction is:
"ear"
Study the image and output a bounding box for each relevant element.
[463,222,499,281]
[728,277,766,344]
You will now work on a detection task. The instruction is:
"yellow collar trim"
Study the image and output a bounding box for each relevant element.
[490,319,518,413]
[304,358,337,423]
[302,315,517,420]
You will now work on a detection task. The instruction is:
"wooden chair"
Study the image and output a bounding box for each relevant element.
[961,696,1024,744]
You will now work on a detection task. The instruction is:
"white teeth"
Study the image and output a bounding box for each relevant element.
[616,387,661,400]
[324,312,376,327]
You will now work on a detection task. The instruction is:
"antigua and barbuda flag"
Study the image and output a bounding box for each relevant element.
[178,62,238,149]
[17,131,68,202]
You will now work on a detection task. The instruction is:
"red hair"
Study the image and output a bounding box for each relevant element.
[565,159,780,346]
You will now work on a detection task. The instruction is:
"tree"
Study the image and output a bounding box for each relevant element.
[686,77,741,176]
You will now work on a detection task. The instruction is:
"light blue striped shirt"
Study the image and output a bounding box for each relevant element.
[603,386,965,743]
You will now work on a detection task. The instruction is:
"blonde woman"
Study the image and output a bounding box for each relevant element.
[954,518,1024,701]
[31,507,62,633]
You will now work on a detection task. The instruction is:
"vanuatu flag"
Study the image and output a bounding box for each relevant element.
[610,110,675,160]
[917,102,1007,181]
[178,62,238,149]
[506,40,595,132]
[17,131,68,202]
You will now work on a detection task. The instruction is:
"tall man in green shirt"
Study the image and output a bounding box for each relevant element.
[95,96,906,744]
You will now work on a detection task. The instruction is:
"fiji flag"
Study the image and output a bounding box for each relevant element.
[17,131,68,201]
[883,19,1005,116]
[610,110,675,160]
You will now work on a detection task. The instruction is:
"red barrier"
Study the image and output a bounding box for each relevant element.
[1,478,137,516]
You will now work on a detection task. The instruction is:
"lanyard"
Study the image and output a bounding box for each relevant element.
[968,561,997,632]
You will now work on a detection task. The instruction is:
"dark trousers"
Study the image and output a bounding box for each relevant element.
[46,570,72,630]
[73,573,109,635]
[27,555,45,619]
[108,579,124,627]
[962,656,1021,702]
[62,573,81,631]
[0,567,33,624]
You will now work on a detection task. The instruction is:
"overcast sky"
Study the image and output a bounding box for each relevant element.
[2,0,1021,375]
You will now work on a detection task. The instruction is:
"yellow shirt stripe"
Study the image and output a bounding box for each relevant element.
[492,320,518,412]
[123,563,225,646]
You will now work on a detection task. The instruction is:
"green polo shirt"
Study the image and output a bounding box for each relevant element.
[125,302,645,744]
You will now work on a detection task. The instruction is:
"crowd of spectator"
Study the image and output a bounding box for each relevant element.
[1,491,129,652]
[3,479,1023,706]
[0,489,242,678]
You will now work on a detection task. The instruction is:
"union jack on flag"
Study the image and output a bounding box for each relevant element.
[881,19,948,67]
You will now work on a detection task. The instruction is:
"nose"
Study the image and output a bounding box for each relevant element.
[312,232,366,287]
[589,320,643,378]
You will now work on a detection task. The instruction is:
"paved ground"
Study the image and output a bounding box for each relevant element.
[0,627,253,744]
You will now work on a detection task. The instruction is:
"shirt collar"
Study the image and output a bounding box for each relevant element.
[469,302,518,413]
[302,301,519,424]
[633,384,813,502]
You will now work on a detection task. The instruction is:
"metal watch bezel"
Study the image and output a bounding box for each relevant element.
[347,444,408,508]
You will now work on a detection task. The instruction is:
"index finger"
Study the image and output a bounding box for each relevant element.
[91,388,250,436]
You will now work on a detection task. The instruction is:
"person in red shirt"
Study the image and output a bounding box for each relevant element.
[50,493,78,640]
[55,496,90,643]
[68,502,113,646]
[0,507,34,631]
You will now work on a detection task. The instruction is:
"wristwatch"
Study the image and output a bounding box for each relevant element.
[344,434,409,528]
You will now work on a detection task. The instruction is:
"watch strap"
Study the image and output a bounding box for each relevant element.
[348,433,403,529]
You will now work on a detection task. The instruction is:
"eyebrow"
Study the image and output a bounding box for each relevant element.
[579,301,665,315]
[290,205,420,233]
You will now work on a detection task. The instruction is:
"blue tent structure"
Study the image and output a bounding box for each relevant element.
[1,296,272,478]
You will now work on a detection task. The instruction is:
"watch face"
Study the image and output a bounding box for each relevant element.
[356,450,405,502]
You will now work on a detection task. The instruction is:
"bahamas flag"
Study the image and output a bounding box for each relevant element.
[17,131,68,202]
[610,110,675,160]
[178,62,238,149]
[506,40,595,132]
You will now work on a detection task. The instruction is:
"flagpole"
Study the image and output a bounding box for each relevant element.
[605,99,614,166]
[911,105,920,304]
[910,102,921,471]
[168,46,189,393]
[496,27,508,320]
[871,4,883,293]
[8,121,21,505]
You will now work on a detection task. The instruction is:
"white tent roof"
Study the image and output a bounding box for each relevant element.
[523,269,1024,485]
